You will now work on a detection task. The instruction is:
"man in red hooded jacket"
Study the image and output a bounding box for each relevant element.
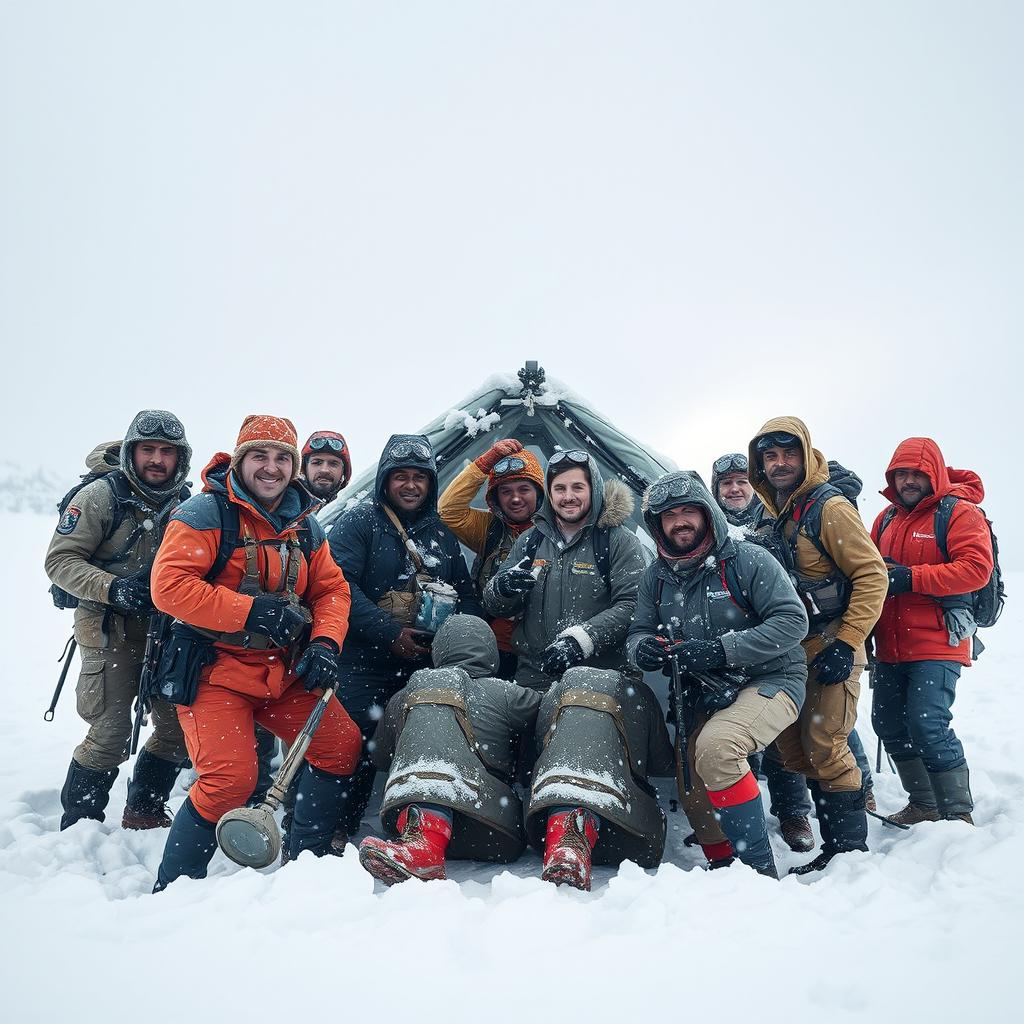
[870,437,993,826]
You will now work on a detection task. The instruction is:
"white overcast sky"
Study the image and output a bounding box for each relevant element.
[1,2,1020,559]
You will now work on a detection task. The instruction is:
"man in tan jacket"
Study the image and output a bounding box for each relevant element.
[748,416,887,874]
[45,411,192,831]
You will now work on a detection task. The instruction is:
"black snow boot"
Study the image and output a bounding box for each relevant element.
[60,759,118,831]
[153,797,218,892]
[712,783,778,878]
[790,783,867,876]
[930,765,974,824]
[337,756,377,836]
[123,750,181,829]
[288,763,349,861]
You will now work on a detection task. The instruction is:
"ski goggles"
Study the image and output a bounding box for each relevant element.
[646,474,697,510]
[308,435,346,454]
[755,431,800,453]
[548,449,589,468]
[135,412,184,441]
[712,453,748,476]
[388,440,432,463]
[493,456,528,476]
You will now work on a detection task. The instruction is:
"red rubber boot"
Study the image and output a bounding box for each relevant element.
[358,806,452,886]
[541,808,599,891]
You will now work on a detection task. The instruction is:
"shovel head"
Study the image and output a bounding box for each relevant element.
[216,805,282,869]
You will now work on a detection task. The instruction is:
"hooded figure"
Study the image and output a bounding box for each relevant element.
[359,615,542,884]
[626,471,808,877]
[483,451,647,691]
[710,452,763,528]
[327,434,482,836]
[746,416,887,874]
[868,438,994,827]
[45,410,194,835]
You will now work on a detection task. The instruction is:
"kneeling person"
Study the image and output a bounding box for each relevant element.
[627,471,808,878]
[150,415,362,890]
[526,666,675,891]
[359,614,542,884]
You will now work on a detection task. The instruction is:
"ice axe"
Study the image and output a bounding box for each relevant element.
[216,683,337,869]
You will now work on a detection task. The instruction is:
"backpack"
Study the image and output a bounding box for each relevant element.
[876,496,1005,629]
[520,522,612,590]
[203,491,315,584]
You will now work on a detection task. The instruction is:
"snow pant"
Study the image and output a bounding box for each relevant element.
[73,634,187,772]
[761,727,874,820]
[334,664,414,835]
[808,780,868,855]
[773,637,865,793]
[870,661,966,773]
[175,680,362,824]
[251,725,278,804]
[680,687,799,851]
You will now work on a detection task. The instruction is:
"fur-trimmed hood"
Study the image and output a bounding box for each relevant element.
[597,477,634,530]
[535,451,634,534]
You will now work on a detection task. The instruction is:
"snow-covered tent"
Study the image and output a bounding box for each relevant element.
[320,362,677,549]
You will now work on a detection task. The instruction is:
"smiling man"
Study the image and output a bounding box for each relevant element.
[300,430,352,504]
[710,452,763,528]
[327,434,482,837]
[438,438,545,678]
[45,410,192,832]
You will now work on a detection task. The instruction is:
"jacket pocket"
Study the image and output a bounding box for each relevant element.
[76,663,106,721]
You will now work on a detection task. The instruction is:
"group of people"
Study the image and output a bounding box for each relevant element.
[44,408,996,891]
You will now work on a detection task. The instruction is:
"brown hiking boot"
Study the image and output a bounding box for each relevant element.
[121,805,172,830]
[943,812,974,825]
[885,802,940,826]
[779,816,815,853]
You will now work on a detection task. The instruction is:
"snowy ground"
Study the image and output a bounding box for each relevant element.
[1,512,1018,1022]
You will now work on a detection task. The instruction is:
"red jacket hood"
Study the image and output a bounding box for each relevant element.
[881,437,984,508]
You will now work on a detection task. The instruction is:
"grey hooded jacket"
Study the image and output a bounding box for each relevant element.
[626,471,808,708]
[372,614,542,779]
[483,454,647,689]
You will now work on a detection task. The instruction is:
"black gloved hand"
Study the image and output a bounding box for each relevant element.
[634,635,672,672]
[294,638,340,692]
[538,634,586,677]
[810,639,855,684]
[492,567,537,599]
[108,572,153,613]
[886,565,913,596]
[245,596,308,648]
[673,639,727,674]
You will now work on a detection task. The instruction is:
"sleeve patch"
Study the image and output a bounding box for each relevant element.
[56,506,82,535]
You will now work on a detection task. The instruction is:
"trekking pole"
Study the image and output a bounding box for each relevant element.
[43,635,77,722]
[130,612,166,756]
[216,682,339,869]
[867,807,910,831]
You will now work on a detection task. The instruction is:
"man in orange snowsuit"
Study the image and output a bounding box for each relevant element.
[151,415,362,890]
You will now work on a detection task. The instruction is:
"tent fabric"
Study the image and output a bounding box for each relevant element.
[320,368,677,545]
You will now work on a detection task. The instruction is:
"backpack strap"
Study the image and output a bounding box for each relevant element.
[594,527,612,591]
[874,504,899,544]
[933,495,959,562]
[721,558,754,616]
[381,504,427,574]
[521,527,546,564]
[790,483,843,564]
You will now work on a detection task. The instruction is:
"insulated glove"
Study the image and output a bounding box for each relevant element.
[492,565,537,599]
[538,634,586,677]
[672,639,727,674]
[294,638,340,692]
[475,438,524,474]
[390,627,432,661]
[108,571,153,613]
[245,596,308,648]
[886,565,913,596]
[634,635,672,672]
[810,639,855,684]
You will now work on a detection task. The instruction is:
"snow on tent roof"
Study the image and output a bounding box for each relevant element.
[320,362,677,543]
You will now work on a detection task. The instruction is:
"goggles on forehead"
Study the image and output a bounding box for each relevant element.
[308,435,346,454]
[388,440,432,463]
[136,412,184,440]
[646,474,695,510]
[713,453,748,476]
[493,456,528,476]
[755,431,800,453]
[548,449,589,467]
